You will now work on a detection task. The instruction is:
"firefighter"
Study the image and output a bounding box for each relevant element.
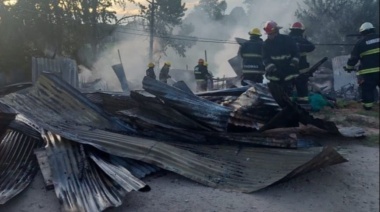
[344,22,379,110]
[262,21,300,107]
[194,58,211,92]
[239,27,264,85]
[146,62,156,79]
[289,22,316,105]
[159,61,171,83]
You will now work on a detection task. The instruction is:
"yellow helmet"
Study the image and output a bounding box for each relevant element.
[164,61,171,66]
[248,28,262,36]
[148,62,154,68]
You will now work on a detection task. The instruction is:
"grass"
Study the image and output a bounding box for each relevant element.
[362,134,380,146]
[357,110,379,117]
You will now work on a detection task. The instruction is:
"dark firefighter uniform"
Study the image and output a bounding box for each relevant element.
[262,34,300,95]
[159,63,171,83]
[194,59,210,92]
[146,64,156,80]
[239,29,265,85]
[289,31,316,103]
[345,28,379,110]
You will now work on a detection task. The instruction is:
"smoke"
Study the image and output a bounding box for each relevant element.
[85,0,303,91]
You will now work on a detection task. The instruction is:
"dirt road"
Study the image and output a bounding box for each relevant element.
[0,140,378,212]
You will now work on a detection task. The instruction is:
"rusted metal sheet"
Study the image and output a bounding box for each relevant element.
[0,127,43,204]
[32,57,79,88]
[142,76,232,132]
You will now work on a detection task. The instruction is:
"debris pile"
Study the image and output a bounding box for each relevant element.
[0,73,355,211]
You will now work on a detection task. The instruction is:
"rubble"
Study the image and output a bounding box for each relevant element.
[0,73,352,211]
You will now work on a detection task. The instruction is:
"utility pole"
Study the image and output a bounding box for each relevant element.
[149,0,155,62]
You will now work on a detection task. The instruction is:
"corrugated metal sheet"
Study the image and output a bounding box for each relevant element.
[43,132,127,212]
[0,82,32,97]
[32,57,79,88]
[108,156,160,179]
[0,72,347,195]
[89,152,150,192]
[37,124,346,193]
[142,76,232,132]
[0,73,133,133]
[0,127,43,204]
[83,92,139,114]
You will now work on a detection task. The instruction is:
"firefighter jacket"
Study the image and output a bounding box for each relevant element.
[146,67,156,80]
[289,32,315,74]
[238,36,264,74]
[194,64,210,81]
[346,33,379,75]
[159,65,170,81]
[263,34,300,81]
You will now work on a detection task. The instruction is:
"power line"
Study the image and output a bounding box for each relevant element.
[11,6,356,46]
[116,28,355,46]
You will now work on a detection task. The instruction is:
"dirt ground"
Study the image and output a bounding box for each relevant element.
[0,139,378,212]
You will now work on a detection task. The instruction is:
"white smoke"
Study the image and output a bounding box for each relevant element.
[85,0,303,91]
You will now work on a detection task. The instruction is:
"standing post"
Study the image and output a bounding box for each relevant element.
[149,0,155,61]
[204,50,207,62]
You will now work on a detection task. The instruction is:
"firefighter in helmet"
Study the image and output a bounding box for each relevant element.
[239,27,264,85]
[194,58,211,92]
[146,62,156,80]
[344,22,379,110]
[159,61,171,83]
[288,22,316,105]
[262,20,300,107]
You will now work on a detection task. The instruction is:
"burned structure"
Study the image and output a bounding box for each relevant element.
[0,70,359,211]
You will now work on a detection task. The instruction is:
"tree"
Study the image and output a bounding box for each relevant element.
[295,0,380,61]
[0,0,136,75]
[194,0,227,21]
[138,0,195,58]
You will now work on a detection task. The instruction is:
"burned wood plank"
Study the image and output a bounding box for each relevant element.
[34,148,54,190]
[142,76,232,132]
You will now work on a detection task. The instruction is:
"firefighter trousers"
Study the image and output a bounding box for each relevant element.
[196,80,207,92]
[268,80,295,108]
[360,72,380,110]
[295,74,310,103]
[241,73,264,85]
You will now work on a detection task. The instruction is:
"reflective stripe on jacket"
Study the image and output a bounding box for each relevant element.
[347,33,379,75]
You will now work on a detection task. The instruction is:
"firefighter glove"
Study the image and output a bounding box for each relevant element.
[265,63,277,74]
[343,66,354,73]
[290,58,299,69]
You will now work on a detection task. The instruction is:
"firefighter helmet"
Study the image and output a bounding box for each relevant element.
[148,62,154,68]
[248,28,262,36]
[263,21,282,35]
[198,58,204,64]
[164,61,171,66]
[290,22,305,30]
[359,22,375,33]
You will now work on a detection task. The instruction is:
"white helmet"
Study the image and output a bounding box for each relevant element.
[359,22,375,33]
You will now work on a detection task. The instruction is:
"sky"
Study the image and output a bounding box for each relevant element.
[116,0,244,16]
